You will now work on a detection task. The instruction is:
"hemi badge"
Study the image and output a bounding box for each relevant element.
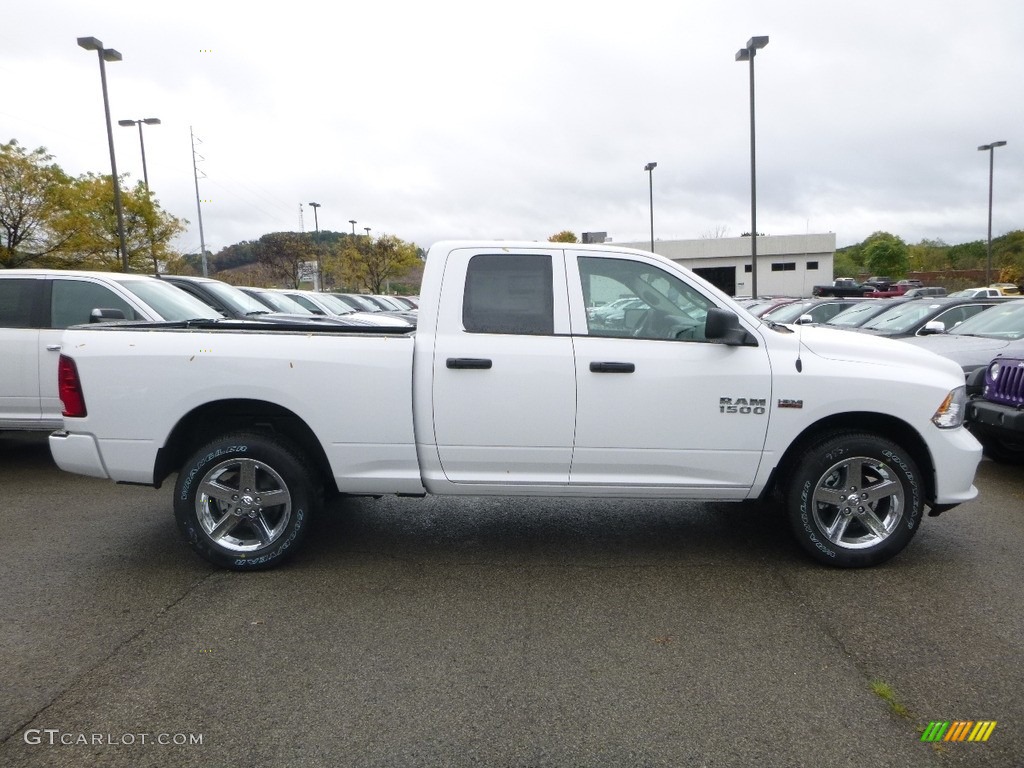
[778,399,804,409]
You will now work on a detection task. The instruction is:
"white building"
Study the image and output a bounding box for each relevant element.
[610,233,836,297]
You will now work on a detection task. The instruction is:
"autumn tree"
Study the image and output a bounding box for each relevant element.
[45,175,186,272]
[548,230,578,243]
[0,140,72,268]
[331,234,421,293]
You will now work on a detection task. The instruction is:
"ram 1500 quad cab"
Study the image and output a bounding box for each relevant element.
[49,242,981,570]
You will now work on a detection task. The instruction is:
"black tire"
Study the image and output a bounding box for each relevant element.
[174,432,317,570]
[784,432,924,568]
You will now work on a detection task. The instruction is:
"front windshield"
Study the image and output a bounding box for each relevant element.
[312,293,355,314]
[860,302,943,333]
[827,301,886,327]
[117,279,221,321]
[948,300,1024,340]
[762,301,814,323]
[252,290,313,314]
[204,281,271,315]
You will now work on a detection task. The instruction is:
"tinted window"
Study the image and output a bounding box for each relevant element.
[0,278,41,328]
[463,254,553,335]
[115,279,221,321]
[50,280,139,328]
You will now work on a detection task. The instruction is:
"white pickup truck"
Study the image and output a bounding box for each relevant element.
[49,241,982,570]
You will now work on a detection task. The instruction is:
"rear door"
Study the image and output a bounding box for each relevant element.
[0,277,46,426]
[428,247,576,484]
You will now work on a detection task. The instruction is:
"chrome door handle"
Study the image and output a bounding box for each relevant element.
[46,344,62,352]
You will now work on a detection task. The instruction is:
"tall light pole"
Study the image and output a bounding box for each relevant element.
[364,227,371,238]
[308,202,322,290]
[190,126,209,276]
[644,162,657,253]
[736,35,769,298]
[117,118,160,191]
[349,219,357,235]
[77,36,129,271]
[978,140,1007,286]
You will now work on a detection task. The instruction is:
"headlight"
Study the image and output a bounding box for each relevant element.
[932,386,967,429]
[989,361,1001,381]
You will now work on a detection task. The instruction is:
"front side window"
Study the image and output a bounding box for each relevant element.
[463,254,553,335]
[50,280,139,328]
[579,256,712,341]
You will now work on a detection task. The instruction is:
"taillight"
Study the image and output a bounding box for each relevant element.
[58,355,87,418]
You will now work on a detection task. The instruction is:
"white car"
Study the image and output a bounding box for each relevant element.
[0,269,220,431]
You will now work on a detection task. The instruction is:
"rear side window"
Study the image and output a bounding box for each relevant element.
[463,254,553,335]
[50,280,138,328]
[0,278,41,328]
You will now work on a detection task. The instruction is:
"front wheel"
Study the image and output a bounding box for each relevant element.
[174,433,317,570]
[785,432,924,568]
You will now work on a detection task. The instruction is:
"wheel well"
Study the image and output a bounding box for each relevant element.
[764,412,937,504]
[153,399,333,490]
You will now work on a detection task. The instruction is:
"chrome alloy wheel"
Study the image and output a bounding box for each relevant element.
[810,456,904,550]
[195,457,293,553]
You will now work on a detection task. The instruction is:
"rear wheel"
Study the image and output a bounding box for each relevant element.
[174,433,317,570]
[785,432,924,567]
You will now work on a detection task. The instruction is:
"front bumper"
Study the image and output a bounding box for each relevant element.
[968,399,1024,434]
[929,426,982,506]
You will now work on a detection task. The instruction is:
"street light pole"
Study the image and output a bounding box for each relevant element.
[736,35,769,298]
[977,140,1007,286]
[77,36,129,271]
[117,118,161,191]
[308,202,322,290]
[644,162,657,253]
[349,220,357,235]
[364,227,371,238]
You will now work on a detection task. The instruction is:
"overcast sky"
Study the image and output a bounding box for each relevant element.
[3,1,1021,257]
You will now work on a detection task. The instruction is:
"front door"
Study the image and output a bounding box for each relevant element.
[568,252,771,493]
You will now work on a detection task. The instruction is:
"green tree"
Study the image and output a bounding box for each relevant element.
[861,231,909,278]
[907,239,948,272]
[0,139,72,268]
[548,230,578,243]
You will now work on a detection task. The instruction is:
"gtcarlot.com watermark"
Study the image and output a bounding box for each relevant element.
[24,729,203,747]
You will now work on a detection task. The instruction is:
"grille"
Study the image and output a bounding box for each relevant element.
[985,359,1024,407]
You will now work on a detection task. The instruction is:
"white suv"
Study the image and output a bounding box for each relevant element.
[0,270,220,431]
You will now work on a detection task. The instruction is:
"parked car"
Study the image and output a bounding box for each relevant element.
[901,287,947,298]
[274,289,415,327]
[865,276,894,291]
[0,269,220,432]
[823,297,918,329]
[895,279,923,289]
[948,288,1003,299]
[964,356,1024,464]
[853,296,1009,339]
[162,275,369,326]
[900,299,1024,375]
[238,286,320,315]
[740,297,801,318]
[761,297,869,325]
[990,283,1021,296]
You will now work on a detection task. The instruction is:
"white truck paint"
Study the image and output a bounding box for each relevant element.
[49,242,982,569]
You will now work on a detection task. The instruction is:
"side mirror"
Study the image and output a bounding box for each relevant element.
[796,313,814,325]
[705,307,754,346]
[919,320,946,335]
[90,307,127,323]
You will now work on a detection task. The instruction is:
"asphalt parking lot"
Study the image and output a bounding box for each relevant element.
[1,431,1022,767]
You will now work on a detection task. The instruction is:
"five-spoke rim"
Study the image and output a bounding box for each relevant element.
[811,456,904,550]
[195,458,292,553]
